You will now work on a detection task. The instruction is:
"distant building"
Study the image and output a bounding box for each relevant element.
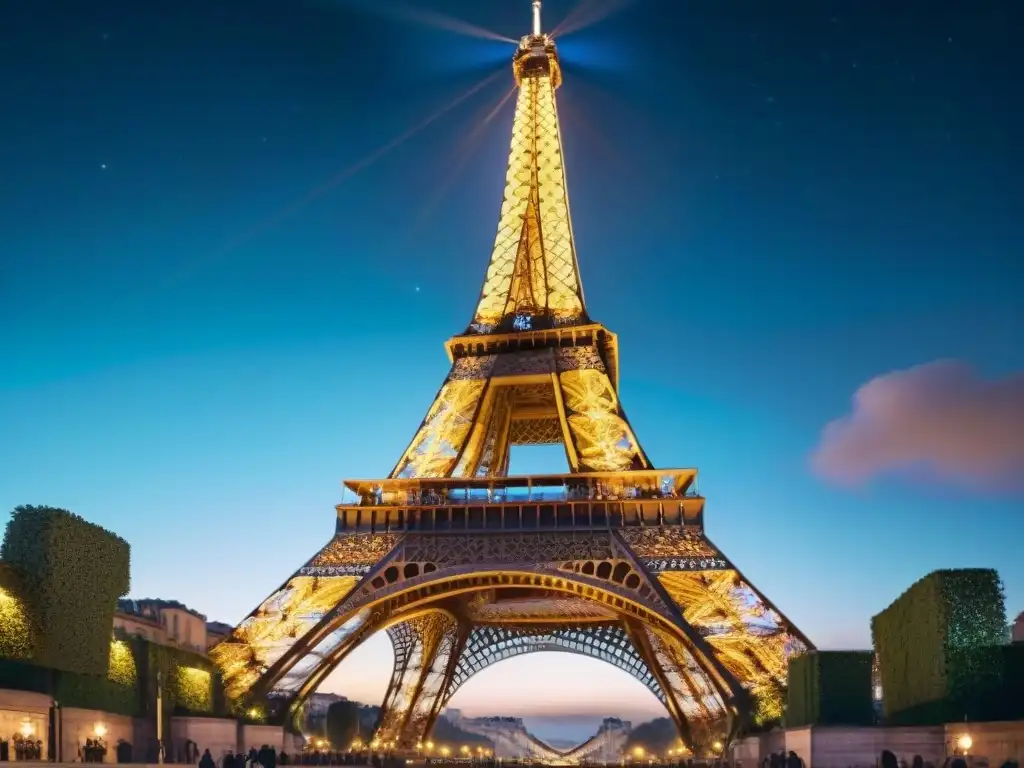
[1012,611,1024,643]
[114,599,208,654]
[206,620,234,649]
[303,693,349,736]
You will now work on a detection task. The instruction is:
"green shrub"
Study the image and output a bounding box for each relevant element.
[0,564,34,660]
[169,665,213,713]
[0,634,223,719]
[1,505,130,675]
[786,653,812,727]
[55,668,139,717]
[872,569,1006,724]
[787,651,874,726]
[107,639,138,687]
[0,657,52,694]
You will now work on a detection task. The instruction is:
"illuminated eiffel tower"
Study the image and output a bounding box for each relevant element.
[212,2,813,756]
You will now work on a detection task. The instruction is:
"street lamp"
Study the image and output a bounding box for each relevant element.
[94,723,108,739]
[956,734,972,755]
[712,741,723,754]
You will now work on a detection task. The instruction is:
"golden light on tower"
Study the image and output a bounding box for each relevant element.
[210,0,814,756]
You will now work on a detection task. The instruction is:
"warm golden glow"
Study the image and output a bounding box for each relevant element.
[94,723,107,738]
[19,721,33,738]
[559,368,645,471]
[211,10,811,755]
[659,570,805,721]
[211,575,359,700]
[392,379,487,478]
[957,734,973,752]
[470,60,583,332]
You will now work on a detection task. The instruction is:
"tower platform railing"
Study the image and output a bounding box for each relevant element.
[334,469,705,533]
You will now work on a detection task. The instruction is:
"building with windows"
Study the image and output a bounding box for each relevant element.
[114,599,208,654]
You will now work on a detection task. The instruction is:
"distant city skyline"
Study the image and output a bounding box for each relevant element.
[1,0,1021,742]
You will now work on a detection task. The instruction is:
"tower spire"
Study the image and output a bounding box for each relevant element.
[465,1,583,335]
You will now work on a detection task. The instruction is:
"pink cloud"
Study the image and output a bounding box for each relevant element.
[811,360,1024,492]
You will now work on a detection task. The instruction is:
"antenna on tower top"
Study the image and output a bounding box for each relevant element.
[532,0,542,36]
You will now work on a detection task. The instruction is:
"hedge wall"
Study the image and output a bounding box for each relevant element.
[141,640,217,716]
[0,564,34,660]
[872,569,1006,725]
[786,651,874,727]
[0,635,220,719]
[1,505,130,675]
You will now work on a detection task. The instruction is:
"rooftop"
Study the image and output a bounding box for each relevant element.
[117,598,206,621]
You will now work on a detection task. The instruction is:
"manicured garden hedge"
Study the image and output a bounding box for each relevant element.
[0,635,220,719]
[0,564,34,660]
[786,651,873,727]
[872,569,1006,725]
[1,505,130,675]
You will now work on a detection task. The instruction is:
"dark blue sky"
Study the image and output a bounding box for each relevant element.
[1,0,1021,731]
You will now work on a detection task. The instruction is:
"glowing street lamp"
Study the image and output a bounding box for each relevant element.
[94,724,108,739]
[712,741,724,754]
[426,742,435,752]
[19,722,34,739]
[440,746,451,757]
[633,747,645,759]
[957,734,973,755]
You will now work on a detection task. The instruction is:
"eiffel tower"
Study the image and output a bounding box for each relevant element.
[212,2,813,755]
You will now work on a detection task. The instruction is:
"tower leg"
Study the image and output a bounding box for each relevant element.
[374,613,464,749]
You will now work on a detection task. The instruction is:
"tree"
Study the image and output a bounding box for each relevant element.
[326,700,362,749]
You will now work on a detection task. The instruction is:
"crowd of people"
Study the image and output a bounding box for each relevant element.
[178,747,1023,768]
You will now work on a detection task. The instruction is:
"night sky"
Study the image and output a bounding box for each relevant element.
[2,0,1022,742]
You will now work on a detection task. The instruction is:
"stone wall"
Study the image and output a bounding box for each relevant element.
[947,720,1024,764]
[239,723,284,754]
[170,716,238,762]
[61,706,140,763]
[806,725,946,767]
[0,689,51,759]
[785,726,813,766]
[729,721,1024,768]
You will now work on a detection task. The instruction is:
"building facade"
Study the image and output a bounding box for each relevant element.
[114,599,208,654]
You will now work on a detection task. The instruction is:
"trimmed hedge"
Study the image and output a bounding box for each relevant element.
[872,569,1006,725]
[0,635,220,719]
[1,505,130,675]
[144,640,217,716]
[0,564,34,660]
[786,651,874,727]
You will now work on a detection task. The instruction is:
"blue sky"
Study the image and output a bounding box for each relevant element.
[1,0,1021,743]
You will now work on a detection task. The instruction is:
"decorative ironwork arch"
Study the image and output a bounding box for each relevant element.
[433,624,666,706]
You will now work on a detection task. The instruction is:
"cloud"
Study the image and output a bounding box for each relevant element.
[811,360,1024,492]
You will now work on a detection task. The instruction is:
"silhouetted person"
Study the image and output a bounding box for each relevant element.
[881,751,899,768]
[950,759,968,768]
[200,749,216,768]
[786,751,803,768]
[249,747,260,767]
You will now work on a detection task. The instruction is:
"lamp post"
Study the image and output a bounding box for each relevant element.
[54,700,61,762]
[156,671,164,765]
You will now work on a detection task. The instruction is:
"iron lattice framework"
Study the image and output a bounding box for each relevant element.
[212,6,813,758]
